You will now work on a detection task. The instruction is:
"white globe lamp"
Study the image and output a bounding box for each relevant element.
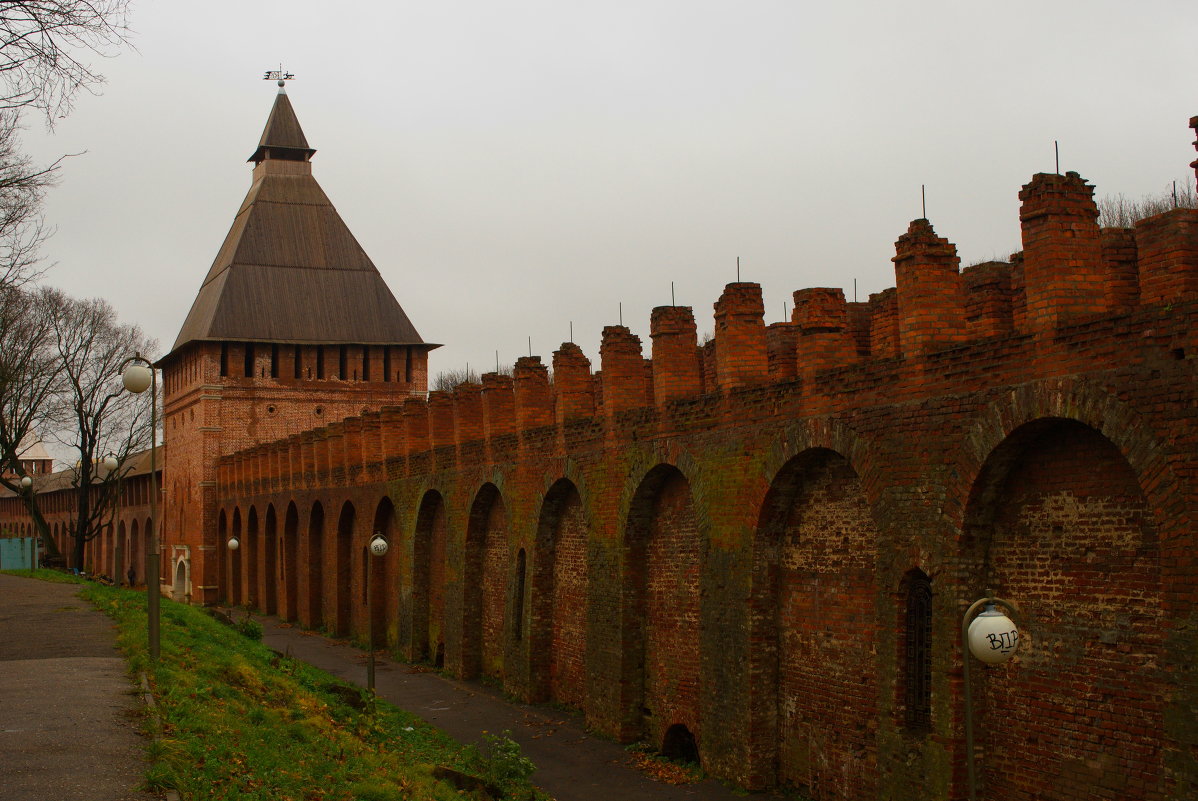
[967,603,1020,664]
[122,363,152,394]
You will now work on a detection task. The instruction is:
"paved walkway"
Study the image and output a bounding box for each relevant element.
[0,573,151,801]
[0,573,783,801]
[250,611,785,801]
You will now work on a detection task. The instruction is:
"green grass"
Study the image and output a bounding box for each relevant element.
[1,567,86,583]
[80,582,546,801]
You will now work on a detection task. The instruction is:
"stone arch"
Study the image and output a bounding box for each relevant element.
[369,496,396,648]
[245,507,259,609]
[530,477,589,708]
[961,417,1165,801]
[463,483,509,680]
[306,502,325,629]
[621,463,704,757]
[263,504,279,615]
[749,447,879,797]
[413,489,447,665]
[281,502,299,621]
[335,500,355,637]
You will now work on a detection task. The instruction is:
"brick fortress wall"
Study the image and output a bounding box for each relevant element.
[205,163,1198,800]
[160,340,428,606]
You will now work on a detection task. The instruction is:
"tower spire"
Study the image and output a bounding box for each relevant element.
[249,70,311,163]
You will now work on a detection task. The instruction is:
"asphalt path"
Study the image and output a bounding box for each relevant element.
[251,611,786,801]
[0,572,152,801]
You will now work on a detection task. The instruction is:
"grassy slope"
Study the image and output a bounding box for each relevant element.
[80,582,542,801]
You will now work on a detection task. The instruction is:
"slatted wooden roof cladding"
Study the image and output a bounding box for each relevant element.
[169,89,433,357]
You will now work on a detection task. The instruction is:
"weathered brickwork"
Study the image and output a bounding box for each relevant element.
[190,168,1197,799]
[6,120,1198,801]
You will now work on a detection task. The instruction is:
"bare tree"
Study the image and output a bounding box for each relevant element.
[433,364,516,392]
[0,0,131,121]
[49,292,154,569]
[1097,179,1198,228]
[0,2,136,562]
[0,284,66,557]
[0,0,135,293]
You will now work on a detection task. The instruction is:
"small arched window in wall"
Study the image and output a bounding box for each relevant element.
[514,548,527,641]
[219,343,228,377]
[903,570,933,733]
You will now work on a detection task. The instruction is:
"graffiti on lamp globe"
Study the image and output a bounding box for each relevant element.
[968,603,1020,664]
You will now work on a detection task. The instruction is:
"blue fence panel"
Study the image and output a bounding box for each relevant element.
[0,537,39,570]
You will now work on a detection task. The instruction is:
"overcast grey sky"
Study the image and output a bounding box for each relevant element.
[21,0,1198,385]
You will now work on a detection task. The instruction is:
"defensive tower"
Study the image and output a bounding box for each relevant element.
[158,85,436,604]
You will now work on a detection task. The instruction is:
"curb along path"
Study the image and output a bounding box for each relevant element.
[250,612,785,801]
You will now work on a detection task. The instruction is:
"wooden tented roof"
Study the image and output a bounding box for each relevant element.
[168,89,433,358]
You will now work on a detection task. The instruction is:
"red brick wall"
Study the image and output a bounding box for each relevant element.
[633,468,701,751]
[973,421,1164,801]
[768,451,878,797]
[549,483,588,709]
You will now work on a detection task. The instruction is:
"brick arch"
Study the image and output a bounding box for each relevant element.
[953,376,1180,540]
[754,416,883,516]
[305,501,325,629]
[619,462,705,756]
[245,506,259,609]
[412,489,448,665]
[281,501,299,622]
[116,519,127,584]
[530,476,589,707]
[216,510,228,603]
[262,504,279,615]
[369,495,396,649]
[462,483,509,680]
[334,500,355,637]
[227,510,240,605]
[960,417,1166,801]
[747,446,880,797]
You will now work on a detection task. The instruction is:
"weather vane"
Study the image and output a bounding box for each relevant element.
[263,64,295,88]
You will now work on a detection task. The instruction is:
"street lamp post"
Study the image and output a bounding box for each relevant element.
[103,455,119,581]
[19,476,32,571]
[961,591,1021,801]
[120,354,159,662]
[367,532,389,693]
